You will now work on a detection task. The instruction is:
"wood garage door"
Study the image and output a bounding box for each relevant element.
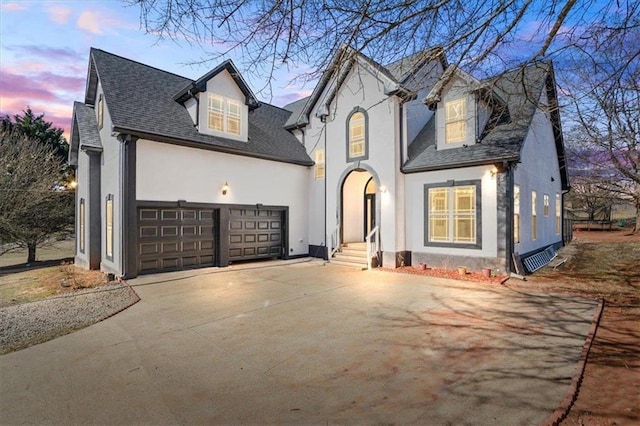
[229,208,283,262]
[137,207,217,274]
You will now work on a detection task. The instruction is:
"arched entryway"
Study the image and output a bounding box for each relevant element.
[341,169,377,243]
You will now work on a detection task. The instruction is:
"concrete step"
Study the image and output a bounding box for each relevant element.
[339,248,368,258]
[329,259,367,269]
[342,242,367,250]
[333,253,368,264]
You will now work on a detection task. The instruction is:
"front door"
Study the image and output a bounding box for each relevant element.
[364,193,376,237]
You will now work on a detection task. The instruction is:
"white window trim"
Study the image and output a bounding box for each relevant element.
[445,98,466,144]
[208,94,242,136]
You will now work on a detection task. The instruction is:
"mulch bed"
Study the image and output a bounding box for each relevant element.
[379,266,507,284]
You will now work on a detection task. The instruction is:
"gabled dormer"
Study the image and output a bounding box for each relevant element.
[173,60,260,142]
[424,65,507,151]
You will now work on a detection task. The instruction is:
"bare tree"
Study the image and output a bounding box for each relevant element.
[129,0,638,95]
[0,131,75,263]
[562,25,640,233]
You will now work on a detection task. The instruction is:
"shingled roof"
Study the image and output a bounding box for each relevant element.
[403,61,568,190]
[69,101,102,166]
[77,48,312,166]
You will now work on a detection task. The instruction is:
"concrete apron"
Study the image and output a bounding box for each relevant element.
[0,262,598,425]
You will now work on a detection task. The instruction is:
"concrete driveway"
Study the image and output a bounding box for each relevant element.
[1,261,598,425]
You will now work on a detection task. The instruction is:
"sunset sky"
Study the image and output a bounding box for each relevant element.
[0,0,312,140]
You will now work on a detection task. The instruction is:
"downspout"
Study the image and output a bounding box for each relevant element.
[322,116,328,259]
[119,136,126,277]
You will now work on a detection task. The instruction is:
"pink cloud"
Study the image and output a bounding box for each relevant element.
[0,71,60,103]
[47,6,72,24]
[0,3,27,11]
[77,10,104,35]
[273,91,312,107]
[6,45,84,62]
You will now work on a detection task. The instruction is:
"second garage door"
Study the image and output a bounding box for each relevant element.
[229,208,283,262]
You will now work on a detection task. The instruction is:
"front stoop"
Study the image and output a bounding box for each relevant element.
[331,242,369,269]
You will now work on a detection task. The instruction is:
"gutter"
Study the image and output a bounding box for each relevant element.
[401,155,520,174]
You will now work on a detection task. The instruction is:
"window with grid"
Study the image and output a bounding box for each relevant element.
[532,190,537,240]
[106,195,114,260]
[556,193,561,234]
[227,99,241,135]
[514,185,520,243]
[445,98,466,143]
[349,112,365,158]
[543,194,550,216]
[208,95,224,131]
[428,185,476,244]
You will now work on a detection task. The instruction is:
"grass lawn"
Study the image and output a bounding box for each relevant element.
[0,239,75,268]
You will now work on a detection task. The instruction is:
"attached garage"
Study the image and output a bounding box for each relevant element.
[137,207,217,274]
[228,208,284,262]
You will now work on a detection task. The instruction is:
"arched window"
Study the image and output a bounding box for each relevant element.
[346,108,368,161]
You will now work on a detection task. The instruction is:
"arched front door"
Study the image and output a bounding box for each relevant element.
[341,169,376,243]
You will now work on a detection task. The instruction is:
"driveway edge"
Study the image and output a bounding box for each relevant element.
[540,297,605,426]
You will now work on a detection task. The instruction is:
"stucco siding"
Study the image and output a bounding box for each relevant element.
[405,165,499,263]
[514,90,563,255]
[136,139,310,256]
[96,81,123,275]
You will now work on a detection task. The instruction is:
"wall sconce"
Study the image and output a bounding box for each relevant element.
[490,166,498,178]
[222,182,230,195]
[379,185,388,193]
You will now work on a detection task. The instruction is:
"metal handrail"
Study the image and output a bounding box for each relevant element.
[330,224,341,257]
[365,225,379,270]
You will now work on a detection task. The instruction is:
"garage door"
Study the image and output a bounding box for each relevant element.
[229,208,283,262]
[137,207,217,274]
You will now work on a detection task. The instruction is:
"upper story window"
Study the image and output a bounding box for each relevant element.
[97,94,104,130]
[346,108,368,161]
[445,98,466,143]
[208,94,241,136]
[315,149,325,179]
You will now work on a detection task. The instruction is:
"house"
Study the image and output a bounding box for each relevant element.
[69,47,569,278]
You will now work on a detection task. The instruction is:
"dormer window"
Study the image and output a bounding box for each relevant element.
[208,94,242,136]
[445,98,466,143]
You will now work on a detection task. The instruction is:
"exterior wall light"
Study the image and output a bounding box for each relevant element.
[222,182,230,195]
[490,166,498,178]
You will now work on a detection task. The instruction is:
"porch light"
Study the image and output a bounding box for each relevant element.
[490,166,498,178]
[222,182,230,195]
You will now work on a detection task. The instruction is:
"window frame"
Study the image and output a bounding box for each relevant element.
[514,185,520,244]
[555,193,561,235]
[314,149,325,179]
[543,193,550,217]
[532,190,537,240]
[207,94,242,136]
[346,107,369,162]
[106,194,114,261]
[97,94,104,130]
[79,198,85,254]
[423,180,482,249]
[445,97,467,144]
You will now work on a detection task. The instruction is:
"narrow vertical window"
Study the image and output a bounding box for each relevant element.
[429,188,449,242]
[79,198,85,253]
[555,193,561,235]
[532,190,537,240]
[315,149,325,179]
[349,112,365,157]
[227,99,241,135]
[514,185,520,243]
[208,95,224,131]
[97,94,104,130]
[543,194,550,216]
[445,98,466,143]
[106,194,114,260]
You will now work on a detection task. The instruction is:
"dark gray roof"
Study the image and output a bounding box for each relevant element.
[404,62,554,172]
[385,47,446,86]
[282,96,310,128]
[69,101,102,166]
[87,48,312,166]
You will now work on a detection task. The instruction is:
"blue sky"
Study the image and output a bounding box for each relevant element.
[0,0,312,139]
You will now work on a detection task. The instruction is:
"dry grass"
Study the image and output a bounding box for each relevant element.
[0,239,75,268]
[0,263,108,308]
